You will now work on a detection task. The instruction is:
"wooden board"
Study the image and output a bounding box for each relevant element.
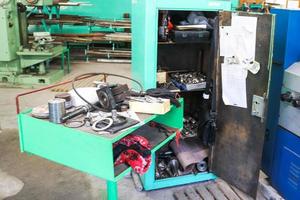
[173,179,253,200]
[173,176,283,200]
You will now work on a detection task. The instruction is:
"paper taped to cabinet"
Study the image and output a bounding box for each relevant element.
[221,63,248,108]
[220,16,257,62]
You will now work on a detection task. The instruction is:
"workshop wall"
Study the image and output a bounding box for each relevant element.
[60,0,132,19]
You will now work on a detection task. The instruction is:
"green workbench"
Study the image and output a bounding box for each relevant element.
[18,100,183,200]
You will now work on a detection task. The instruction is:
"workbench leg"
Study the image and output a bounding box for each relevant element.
[67,49,71,73]
[61,51,65,73]
[106,180,118,200]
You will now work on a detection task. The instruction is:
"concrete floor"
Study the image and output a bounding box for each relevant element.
[0,62,188,200]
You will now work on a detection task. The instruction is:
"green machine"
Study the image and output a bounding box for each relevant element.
[0,0,69,87]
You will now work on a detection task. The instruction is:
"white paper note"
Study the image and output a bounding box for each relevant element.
[231,15,257,62]
[221,63,248,108]
[219,26,235,57]
[219,16,257,62]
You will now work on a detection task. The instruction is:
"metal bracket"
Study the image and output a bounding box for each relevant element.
[251,95,266,122]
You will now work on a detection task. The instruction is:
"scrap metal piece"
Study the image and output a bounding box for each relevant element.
[32,32,54,51]
[170,138,209,171]
[131,171,143,192]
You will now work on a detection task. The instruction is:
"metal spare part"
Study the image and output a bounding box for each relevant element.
[48,98,66,124]
[55,93,72,109]
[31,104,49,119]
[196,159,208,172]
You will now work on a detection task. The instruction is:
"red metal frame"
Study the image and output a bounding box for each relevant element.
[16,74,107,114]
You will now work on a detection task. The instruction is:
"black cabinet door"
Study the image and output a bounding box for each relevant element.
[211,11,274,197]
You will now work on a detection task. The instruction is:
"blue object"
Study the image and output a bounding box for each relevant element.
[262,9,300,176]
[271,127,300,200]
[271,61,300,199]
[271,9,300,69]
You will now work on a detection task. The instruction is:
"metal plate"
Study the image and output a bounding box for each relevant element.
[212,11,274,197]
[251,95,266,120]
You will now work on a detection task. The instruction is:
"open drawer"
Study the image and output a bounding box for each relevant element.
[18,100,183,182]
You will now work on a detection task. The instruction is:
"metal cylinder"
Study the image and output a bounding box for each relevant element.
[55,93,72,109]
[48,98,66,124]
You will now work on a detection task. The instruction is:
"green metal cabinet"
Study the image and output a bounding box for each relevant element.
[131,0,275,197]
[131,0,237,90]
[18,100,183,200]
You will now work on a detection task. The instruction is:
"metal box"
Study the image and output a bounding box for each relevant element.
[269,61,300,199]
[262,9,300,176]
[271,127,300,200]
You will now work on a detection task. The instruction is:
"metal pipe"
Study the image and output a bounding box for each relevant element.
[15,74,96,114]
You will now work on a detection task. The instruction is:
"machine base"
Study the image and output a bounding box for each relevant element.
[0,69,65,88]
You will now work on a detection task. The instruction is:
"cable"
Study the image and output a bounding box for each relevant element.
[71,72,144,111]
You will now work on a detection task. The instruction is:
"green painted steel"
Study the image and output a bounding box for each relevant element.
[106,181,118,200]
[131,0,234,90]
[61,0,131,20]
[18,99,184,199]
[0,0,70,86]
[19,111,116,181]
[0,47,69,86]
[153,99,184,129]
[0,0,20,62]
[140,100,217,190]
[131,0,236,189]
[20,0,55,6]
[141,152,217,190]
[29,0,132,34]
[17,46,68,68]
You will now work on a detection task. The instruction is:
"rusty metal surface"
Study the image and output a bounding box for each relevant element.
[28,14,131,29]
[212,12,274,197]
[28,32,131,43]
[87,49,131,59]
